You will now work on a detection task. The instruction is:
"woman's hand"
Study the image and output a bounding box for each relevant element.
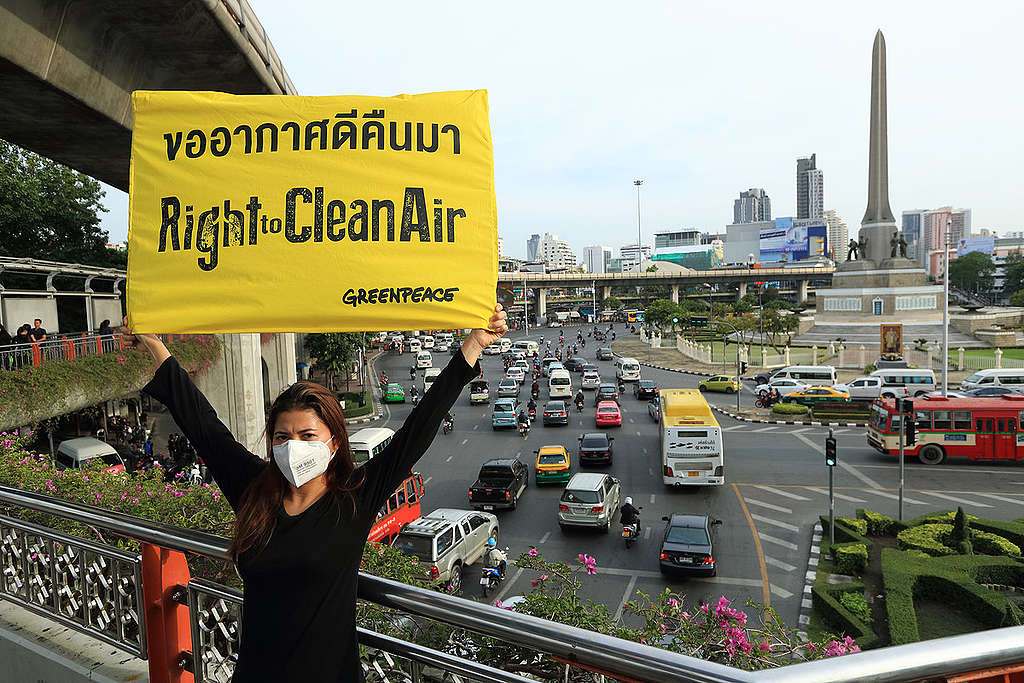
[119,317,171,367]
[460,305,508,367]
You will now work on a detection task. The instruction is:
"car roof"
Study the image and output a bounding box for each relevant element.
[424,508,475,522]
[667,514,710,527]
[56,437,118,460]
[597,401,619,409]
[482,458,520,467]
[566,472,608,490]
[580,432,609,441]
[599,383,617,388]
[545,400,565,406]
[538,445,567,455]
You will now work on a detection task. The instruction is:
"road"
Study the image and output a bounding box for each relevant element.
[370,327,1024,630]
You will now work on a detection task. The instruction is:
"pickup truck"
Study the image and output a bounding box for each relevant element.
[468,458,528,511]
[392,508,499,593]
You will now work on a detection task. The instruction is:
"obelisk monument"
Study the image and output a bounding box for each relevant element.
[860,30,897,264]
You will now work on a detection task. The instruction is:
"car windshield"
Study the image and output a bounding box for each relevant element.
[500,380,515,387]
[494,401,515,413]
[479,466,513,481]
[538,453,566,464]
[393,533,434,560]
[598,406,617,413]
[561,489,600,503]
[666,525,710,545]
[581,436,607,447]
[83,452,124,468]
[640,381,654,387]
[551,377,570,385]
[545,402,565,411]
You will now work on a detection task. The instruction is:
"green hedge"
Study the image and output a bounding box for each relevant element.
[839,591,872,624]
[820,515,874,556]
[856,509,896,536]
[339,391,373,418]
[973,530,1021,558]
[772,403,808,415]
[897,523,1021,558]
[835,543,868,575]
[811,580,879,650]
[838,517,868,536]
[972,519,1024,551]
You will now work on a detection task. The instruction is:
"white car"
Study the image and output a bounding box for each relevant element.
[548,321,562,328]
[833,376,882,400]
[757,378,808,397]
[506,367,525,384]
[435,341,450,353]
[483,344,503,355]
[581,371,601,390]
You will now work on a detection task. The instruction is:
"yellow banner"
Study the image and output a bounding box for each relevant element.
[127,90,497,333]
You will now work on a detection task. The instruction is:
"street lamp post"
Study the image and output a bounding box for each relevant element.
[943,218,951,396]
[633,179,644,272]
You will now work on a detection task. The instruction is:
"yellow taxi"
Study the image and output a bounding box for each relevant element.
[781,385,851,407]
[534,445,572,485]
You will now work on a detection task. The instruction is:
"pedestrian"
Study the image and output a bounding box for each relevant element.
[97,319,115,336]
[120,305,507,682]
[0,324,11,348]
[29,318,47,342]
[15,325,31,344]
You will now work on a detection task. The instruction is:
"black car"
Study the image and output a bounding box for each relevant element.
[634,379,659,400]
[594,383,619,406]
[580,362,599,374]
[659,514,721,577]
[597,347,614,361]
[450,340,462,355]
[563,357,586,373]
[578,432,614,465]
[542,400,569,426]
[965,386,1021,397]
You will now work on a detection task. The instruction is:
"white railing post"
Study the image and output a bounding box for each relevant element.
[838,344,846,367]
[859,345,867,368]
[958,347,965,371]
[811,345,819,365]
[995,348,1003,369]
[760,345,768,368]
[784,346,791,365]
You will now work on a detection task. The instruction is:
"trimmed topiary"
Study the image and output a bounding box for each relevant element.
[772,402,809,415]
[897,524,956,556]
[857,509,896,536]
[837,517,868,536]
[834,543,869,575]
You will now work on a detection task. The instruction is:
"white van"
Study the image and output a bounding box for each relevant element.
[614,357,641,382]
[871,368,936,398]
[423,367,442,392]
[408,339,422,354]
[55,437,126,473]
[769,365,837,386]
[348,427,395,464]
[548,369,573,398]
[498,338,512,353]
[512,340,539,356]
[417,351,433,369]
[421,335,435,349]
[960,369,1024,391]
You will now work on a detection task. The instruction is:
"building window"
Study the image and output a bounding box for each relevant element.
[872,298,883,316]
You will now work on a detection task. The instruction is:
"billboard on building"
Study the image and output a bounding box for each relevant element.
[957,236,994,257]
[759,222,807,254]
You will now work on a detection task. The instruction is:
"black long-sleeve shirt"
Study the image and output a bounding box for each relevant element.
[143,351,480,682]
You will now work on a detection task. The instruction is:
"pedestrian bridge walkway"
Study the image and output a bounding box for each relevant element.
[2,484,1023,683]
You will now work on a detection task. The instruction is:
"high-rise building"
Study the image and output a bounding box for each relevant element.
[796,154,824,219]
[823,210,848,262]
[537,232,577,270]
[581,245,612,274]
[918,207,973,275]
[733,188,772,224]
[620,243,652,272]
[496,237,504,259]
[901,210,928,263]
[526,234,540,261]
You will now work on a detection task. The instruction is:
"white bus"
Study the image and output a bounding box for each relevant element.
[349,428,395,464]
[659,389,724,487]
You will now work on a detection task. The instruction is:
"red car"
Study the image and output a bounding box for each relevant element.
[595,401,622,427]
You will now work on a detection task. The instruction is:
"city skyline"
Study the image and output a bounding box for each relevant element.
[93,1,1024,260]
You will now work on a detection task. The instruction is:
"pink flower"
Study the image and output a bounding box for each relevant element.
[531,579,541,587]
[759,642,770,652]
[527,548,538,556]
[681,611,691,620]
[807,643,816,652]
[540,574,548,580]
[494,600,503,608]
[667,597,679,609]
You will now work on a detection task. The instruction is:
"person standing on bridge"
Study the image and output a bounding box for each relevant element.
[121,305,507,683]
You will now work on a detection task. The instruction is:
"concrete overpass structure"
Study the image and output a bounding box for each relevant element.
[0,0,297,191]
[498,266,835,319]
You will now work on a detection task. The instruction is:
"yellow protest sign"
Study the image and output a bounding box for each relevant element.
[127,90,497,333]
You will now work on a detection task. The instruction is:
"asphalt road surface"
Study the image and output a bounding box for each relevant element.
[371,327,1024,630]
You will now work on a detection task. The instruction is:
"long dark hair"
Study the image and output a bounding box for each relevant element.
[228,381,364,561]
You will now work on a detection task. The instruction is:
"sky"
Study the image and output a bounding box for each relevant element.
[98,0,1024,260]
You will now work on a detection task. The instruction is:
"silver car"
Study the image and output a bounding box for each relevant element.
[581,370,601,390]
[557,472,621,532]
[497,378,520,398]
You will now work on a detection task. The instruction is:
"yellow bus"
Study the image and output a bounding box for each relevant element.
[659,389,724,486]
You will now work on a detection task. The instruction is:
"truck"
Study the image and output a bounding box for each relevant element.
[468,458,529,511]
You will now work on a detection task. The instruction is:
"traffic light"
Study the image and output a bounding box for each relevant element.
[825,435,837,467]
[689,315,709,328]
[739,361,748,375]
[899,399,916,445]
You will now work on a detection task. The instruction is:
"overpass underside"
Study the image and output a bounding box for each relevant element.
[0,0,291,190]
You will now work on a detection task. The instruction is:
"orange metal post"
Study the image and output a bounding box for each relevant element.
[66,339,75,360]
[31,343,41,366]
[944,663,1024,682]
[96,334,103,354]
[140,543,195,683]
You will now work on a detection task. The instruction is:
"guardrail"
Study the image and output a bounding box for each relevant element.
[0,333,125,370]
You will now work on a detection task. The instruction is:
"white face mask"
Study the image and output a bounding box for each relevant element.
[272,437,335,488]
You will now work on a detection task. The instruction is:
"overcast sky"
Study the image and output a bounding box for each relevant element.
[99,0,1024,259]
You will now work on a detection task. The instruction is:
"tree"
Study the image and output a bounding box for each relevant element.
[0,139,124,269]
[762,310,798,349]
[1011,291,1024,308]
[732,299,752,314]
[1004,252,1024,297]
[303,333,365,391]
[643,299,680,331]
[951,506,973,555]
[601,296,622,310]
[949,251,995,293]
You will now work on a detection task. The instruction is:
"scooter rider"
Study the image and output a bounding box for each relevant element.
[531,379,540,398]
[485,537,507,578]
[527,396,538,418]
[442,411,455,432]
[574,389,585,410]
[517,408,530,432]
[620,496,641,529]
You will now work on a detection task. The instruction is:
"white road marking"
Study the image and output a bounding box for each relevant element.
[754,485,811,501]
[649,494,656,504]
[758,533,799,551]
[423,477,433,485]
[648,467,654,476]
[745,498,793,515]
[642,447,649,454]
[794,432,884,489]
[636,431,642,436]
[793,428,815,434]
[629,418,635,424]
[858,464,1024,476]
[597,567,764,587]
[770,584,794,599]
[474,424,479,430]
[461,438,468,446]
[916,490,993,508]
[723,425,746,432]
[539,532,551,544]
[644,526,652,540]
[861,489,927,505]
[614,575,639,621]
[765,556,797,572]
[446,456,453,462]
[751,426,779,433]
[752,514,799,532]
[492,568,524,603]
[803,487,868,503]
[973,492,1024,506]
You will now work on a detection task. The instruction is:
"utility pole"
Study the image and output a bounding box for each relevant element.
[633,179,644,273]
[942,217,951,396]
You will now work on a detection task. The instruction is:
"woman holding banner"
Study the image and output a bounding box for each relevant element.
[122,305,507,683]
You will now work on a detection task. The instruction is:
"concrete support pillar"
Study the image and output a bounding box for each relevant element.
[797,280,809,304]
[262,333,298,400]
[670,285,680,304]
[859,345,867,368]
[784,346,791,366]
[995,348,1003,369]
[737,282,747,301]
[761,346,767,368]
[828,343,835,356]
[601,286,611,303]
[193,333,267,454]
[958,347,965,371]
[838,345,846,367]
[537,289,547,322]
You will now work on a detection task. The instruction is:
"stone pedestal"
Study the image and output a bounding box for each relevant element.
[816,256,941,323]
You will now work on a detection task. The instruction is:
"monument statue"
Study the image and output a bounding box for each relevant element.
[859,234,868,256]
[899,234,908,258]
[847,239,859,261]
[890,231,899,258]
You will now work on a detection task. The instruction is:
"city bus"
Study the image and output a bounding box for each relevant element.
[659,389,725,486]
[368,472,424,545]
[867,394,1024,466]
[626,310,645,324]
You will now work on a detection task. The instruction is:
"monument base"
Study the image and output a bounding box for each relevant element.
[816,257,942,323]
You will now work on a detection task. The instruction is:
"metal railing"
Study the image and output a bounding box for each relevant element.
[0,333,125,370]
[3,483,1024,682]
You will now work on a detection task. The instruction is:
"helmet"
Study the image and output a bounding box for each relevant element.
[487,537,497,548]
[624,496,633,506]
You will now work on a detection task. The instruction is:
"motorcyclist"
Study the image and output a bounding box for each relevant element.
[527,397,537,418]
[531,379,540,397]
[410,365,416,380]
[410,385,420,403]
[485,537,507,578]
[575,389,585,409]
[620,496,641,529]
[517,409,530,434]
[442,412,455,432]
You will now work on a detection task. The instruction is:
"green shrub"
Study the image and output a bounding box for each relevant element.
[834,543,869,575]
[857,509,896,536]
[864,364,876,373]
[912,510,978,526]
[897,524,955,556]
[811,581,879,650]
[838,591,872,623]
[820,515,874,556]
[972,519,1024,550]
[972,530,1021,558]
[772,403,808,415]
[338,391,372,418]
[837,517,868,536]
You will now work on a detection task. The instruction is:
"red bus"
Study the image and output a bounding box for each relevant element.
[867,395,1024,465]
[368,472,424,545]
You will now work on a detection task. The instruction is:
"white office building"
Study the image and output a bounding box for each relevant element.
[581,245,612,274]
[620,243,652,272]
[538,232,577,270]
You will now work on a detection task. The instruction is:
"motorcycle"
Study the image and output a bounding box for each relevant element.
[575,399,584,413]
[518,420,530,439]
[531,388,539,401]
[480,549,510,596]
[755,390,782,409]
[442,417,454,435]
[622,506,644,549]
[528,406,536,422]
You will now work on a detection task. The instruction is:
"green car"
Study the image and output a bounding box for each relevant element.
[698,375,739,393]
[383,383,406,403]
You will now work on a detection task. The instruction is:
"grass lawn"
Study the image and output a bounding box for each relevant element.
[914,598,988,641]
[949,347,1024,361]
[668,340,827,365]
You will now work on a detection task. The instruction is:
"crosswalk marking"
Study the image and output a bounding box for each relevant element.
[973,492,1024,506]
[803,487,868,503]
[752,514,800,532]
[860,489,927,505]
[751,426,779,433]
[758,533,799,551]
[723,425,746,432]
[745,498,793,515]
[765,556,797,572]
[770,584,794,599]
[754,485,812,501]
[916,490,993,508]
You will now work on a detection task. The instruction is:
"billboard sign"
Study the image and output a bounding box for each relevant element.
[957,236,994,257]
[759,223,808,253]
